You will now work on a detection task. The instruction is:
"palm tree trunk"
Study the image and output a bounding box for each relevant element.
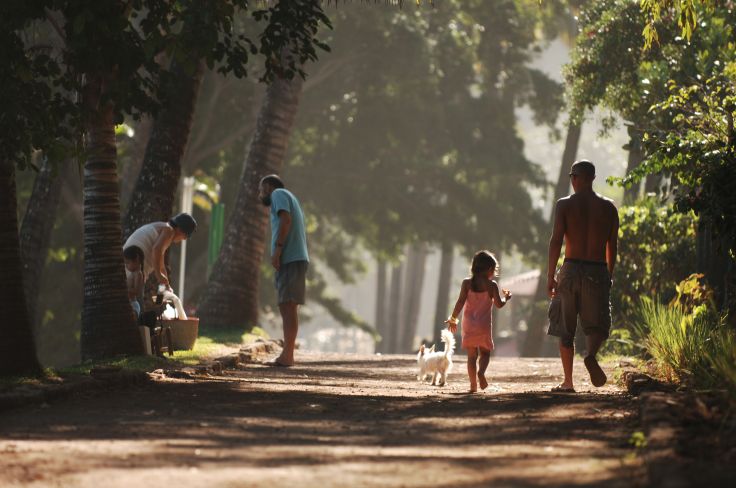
[123,60,205,240]
[0,159,42,376]
[432,240,454,346]
[197,72,304,330]
[80,75,142,360]
[20,156,66,327]
[522,121,582,357]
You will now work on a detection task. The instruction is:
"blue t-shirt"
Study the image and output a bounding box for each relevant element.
[270,188,309,264]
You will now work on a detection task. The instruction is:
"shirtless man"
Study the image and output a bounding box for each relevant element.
[547,160,619,391]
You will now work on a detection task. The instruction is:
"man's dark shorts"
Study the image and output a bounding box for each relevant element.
[275,260,308,305]
[547,259,612,347]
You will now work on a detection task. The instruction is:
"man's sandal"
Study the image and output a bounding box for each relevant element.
[551,385,576,393]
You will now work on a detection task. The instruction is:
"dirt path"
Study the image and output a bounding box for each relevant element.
[0,353,644,487]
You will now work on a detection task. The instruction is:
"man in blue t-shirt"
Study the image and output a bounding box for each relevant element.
[258,174,309,366]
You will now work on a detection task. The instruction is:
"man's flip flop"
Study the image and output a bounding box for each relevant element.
[551,385,575,393]
[584,355,607,387]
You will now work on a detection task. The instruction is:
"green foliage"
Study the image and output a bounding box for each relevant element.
[612,198,696,328]
[0,5,76,168]
[628,430,648,449]
[635,296,736,396]
[670,273,715,312]
[630,65,736,248]
[640,0,706,49]
[600,327,642,357]
[287,0,563,261]
[566,0,653,126]
[571,0,736,254]
[0,1,332,168]
[255,0,332,81]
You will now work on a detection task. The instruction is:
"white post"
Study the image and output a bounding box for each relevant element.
[178,176,195,300]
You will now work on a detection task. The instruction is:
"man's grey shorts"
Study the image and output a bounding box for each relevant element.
[547,260,612,347]
[275,260,308,305]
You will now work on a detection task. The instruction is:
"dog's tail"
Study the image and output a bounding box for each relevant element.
[441,329,456,358]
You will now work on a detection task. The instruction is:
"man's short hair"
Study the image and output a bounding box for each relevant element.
[260,174,284,189]
[169,212,197,237]
[570,160,596,179]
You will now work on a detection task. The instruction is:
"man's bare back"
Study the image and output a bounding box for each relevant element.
[557,192,618,265]
[547,169,619,282]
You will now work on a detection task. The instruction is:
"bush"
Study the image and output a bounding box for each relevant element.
[600,328,642,357]
[635,296,736,396]
[612,199,696,329]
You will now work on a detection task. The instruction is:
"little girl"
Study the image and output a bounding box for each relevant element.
[445,250,512,393]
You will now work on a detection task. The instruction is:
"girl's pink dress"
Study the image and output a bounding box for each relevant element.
[461,290,494,351]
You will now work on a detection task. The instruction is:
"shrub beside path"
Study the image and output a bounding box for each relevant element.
[0,353,645,487]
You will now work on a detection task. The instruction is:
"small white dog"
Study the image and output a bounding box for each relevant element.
[416,329,455,386]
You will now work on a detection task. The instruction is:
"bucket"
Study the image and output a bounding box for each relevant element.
[166,317,199,350]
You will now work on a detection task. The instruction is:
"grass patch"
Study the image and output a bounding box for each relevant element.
[59,355,173,376]
[636,297,736,397]
[57,326,271,373]
[0,368,62,390]
[1,326,270,394]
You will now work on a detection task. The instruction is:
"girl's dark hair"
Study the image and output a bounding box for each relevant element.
[470,250,498,278]
[123,245,145,274]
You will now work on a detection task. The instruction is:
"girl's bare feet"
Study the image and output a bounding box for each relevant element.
[469,379,477,393]
[478,374,488,390]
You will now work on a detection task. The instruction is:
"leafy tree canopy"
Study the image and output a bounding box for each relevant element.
[286,0,567,267]
[0,0,331,168]
[567,0,736,250]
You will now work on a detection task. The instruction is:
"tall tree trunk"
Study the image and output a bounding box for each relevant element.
[398,243,429,352]
[80,75,142,360]
[623,125,644,204]
[522,121,582,357]
[382,261,404,354]
[123,60,205,240]
[432,240,454,346]
[374,258,388,351]
[0,159,42,376]
[119,116,152,211]
[696,221,732,310]
[644,173,662,195]
[197,72,304,330]
[20,157,66,327]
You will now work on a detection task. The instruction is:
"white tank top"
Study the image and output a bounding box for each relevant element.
[123,222,168,277]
